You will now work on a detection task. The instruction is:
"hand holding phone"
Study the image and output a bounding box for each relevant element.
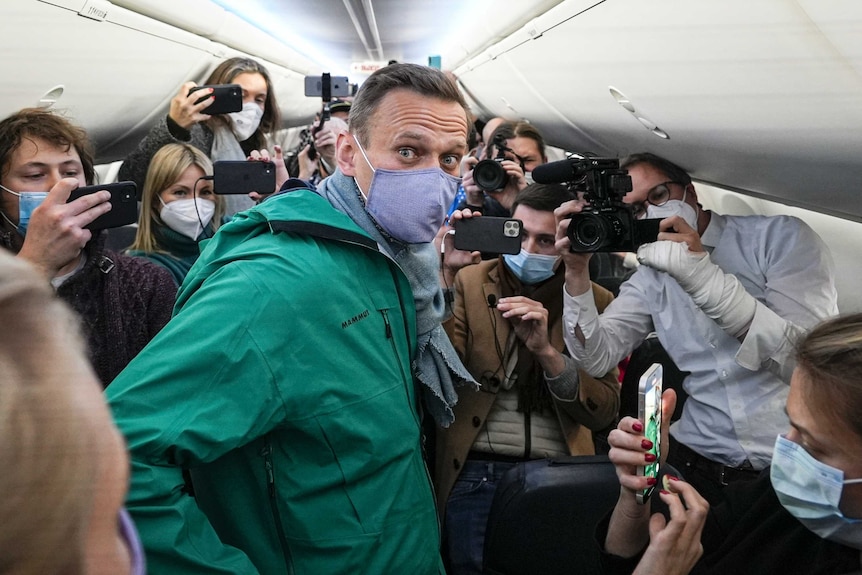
[188,84,243,116]
[453,216,522,254]
[213,161,276,195]
[636,363,663,504]
[66,181,138,230]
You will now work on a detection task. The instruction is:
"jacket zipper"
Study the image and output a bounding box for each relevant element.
[262,436,293,574]
[380,306,442,543]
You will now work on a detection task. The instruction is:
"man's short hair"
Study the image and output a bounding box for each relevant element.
[329,99,352,116]
[620,152,692,186]
[348,63,469,146]
[0,108,95,185]
[511,183,575,214]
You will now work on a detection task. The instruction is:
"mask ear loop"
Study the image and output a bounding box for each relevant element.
[195,176,215,239]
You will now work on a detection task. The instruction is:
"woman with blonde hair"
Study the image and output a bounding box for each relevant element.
[0,251,145,574]
[127,142,225,285]
[120,56,283,215]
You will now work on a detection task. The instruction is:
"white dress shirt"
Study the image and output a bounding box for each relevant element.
[563,212,838,469]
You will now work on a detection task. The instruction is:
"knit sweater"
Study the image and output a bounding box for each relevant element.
[1,226,177,386]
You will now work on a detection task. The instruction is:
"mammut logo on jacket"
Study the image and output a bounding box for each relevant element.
[342,309,370,329]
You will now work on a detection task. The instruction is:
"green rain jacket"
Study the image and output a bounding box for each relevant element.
[107,189,444,574]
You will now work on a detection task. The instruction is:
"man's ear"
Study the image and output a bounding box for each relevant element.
[336,132,357,176]
[685,183,699,204]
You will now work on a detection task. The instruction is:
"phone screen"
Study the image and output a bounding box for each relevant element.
[636,363,663,504]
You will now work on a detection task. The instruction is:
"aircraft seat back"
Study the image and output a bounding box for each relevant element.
[483,455,618,575]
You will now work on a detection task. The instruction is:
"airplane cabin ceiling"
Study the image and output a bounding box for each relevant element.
[454,0,862,223]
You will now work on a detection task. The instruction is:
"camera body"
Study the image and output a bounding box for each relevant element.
[533,156,659,252]
[473,135,509,192]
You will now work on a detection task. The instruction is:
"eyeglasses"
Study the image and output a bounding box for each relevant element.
[630,181,681,219]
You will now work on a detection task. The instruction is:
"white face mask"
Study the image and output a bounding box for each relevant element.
[771,434,862,549]
[645,189,699,231]
[228,102,264,141]
[159,198,215,241]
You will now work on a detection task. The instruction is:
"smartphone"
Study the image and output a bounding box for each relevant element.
[188,84,243,116]
[67,181,138,230]
[304,75,351,98]
[453,217,523,254]
[636,363,663,504]
[213,161,276,195]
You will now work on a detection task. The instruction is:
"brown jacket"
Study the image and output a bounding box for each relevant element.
[435,259,619,513]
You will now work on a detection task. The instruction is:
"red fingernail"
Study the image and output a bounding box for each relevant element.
[644,453,656,463]
[667,475,680,481]
[646,477,657,486]
[660,490,671,495]
[641,439,653,450]
[632,422,643,432]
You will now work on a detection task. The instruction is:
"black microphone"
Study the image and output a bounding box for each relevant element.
[531,158,579,184]
[487,294,497,308]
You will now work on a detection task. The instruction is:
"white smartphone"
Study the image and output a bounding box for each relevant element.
[636,363,663,504]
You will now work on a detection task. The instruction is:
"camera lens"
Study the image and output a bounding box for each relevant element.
[567,213,613,252]
[473,159,507,191]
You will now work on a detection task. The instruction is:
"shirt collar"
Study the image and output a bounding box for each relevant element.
[700,210,725,250]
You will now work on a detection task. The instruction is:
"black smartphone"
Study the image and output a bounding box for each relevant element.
[213,161,276,195]
[304,75,351,98]
[188,84,243,116]
[453,217,523,254]
[67,181,138,230]
[636,363,663,504]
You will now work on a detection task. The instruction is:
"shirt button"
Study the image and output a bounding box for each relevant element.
[472,416,481,428]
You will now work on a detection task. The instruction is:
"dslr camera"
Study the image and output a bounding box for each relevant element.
[473,134,510,192]
[532,156,660,252]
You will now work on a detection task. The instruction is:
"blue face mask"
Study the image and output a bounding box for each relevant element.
[771,434,862,549]
[354,136,461,244]
[0,184,48,236]
[503,248,559,285]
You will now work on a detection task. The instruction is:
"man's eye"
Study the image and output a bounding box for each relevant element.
[442,155,459,167]
[398,149,416,159]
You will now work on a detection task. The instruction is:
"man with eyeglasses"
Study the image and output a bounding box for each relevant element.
[555,152,838,504]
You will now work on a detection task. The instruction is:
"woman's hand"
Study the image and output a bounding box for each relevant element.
[632,477,708,575]
[169,82,214,130]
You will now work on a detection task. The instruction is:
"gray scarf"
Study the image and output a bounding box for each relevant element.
[210,123,256,217]
[317,170,476,427]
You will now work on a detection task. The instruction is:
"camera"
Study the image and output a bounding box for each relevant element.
[532,156,660,252]
[473,134,509,191]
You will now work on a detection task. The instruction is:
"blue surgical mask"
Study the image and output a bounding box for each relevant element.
[354,136,461,243]
[771,434,862,549]
[0,184,49,236]
[503,248,559,285]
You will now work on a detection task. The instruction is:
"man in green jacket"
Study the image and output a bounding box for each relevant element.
[107,63,474,573]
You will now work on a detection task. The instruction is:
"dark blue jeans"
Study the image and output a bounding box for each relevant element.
[443,459,517,575]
